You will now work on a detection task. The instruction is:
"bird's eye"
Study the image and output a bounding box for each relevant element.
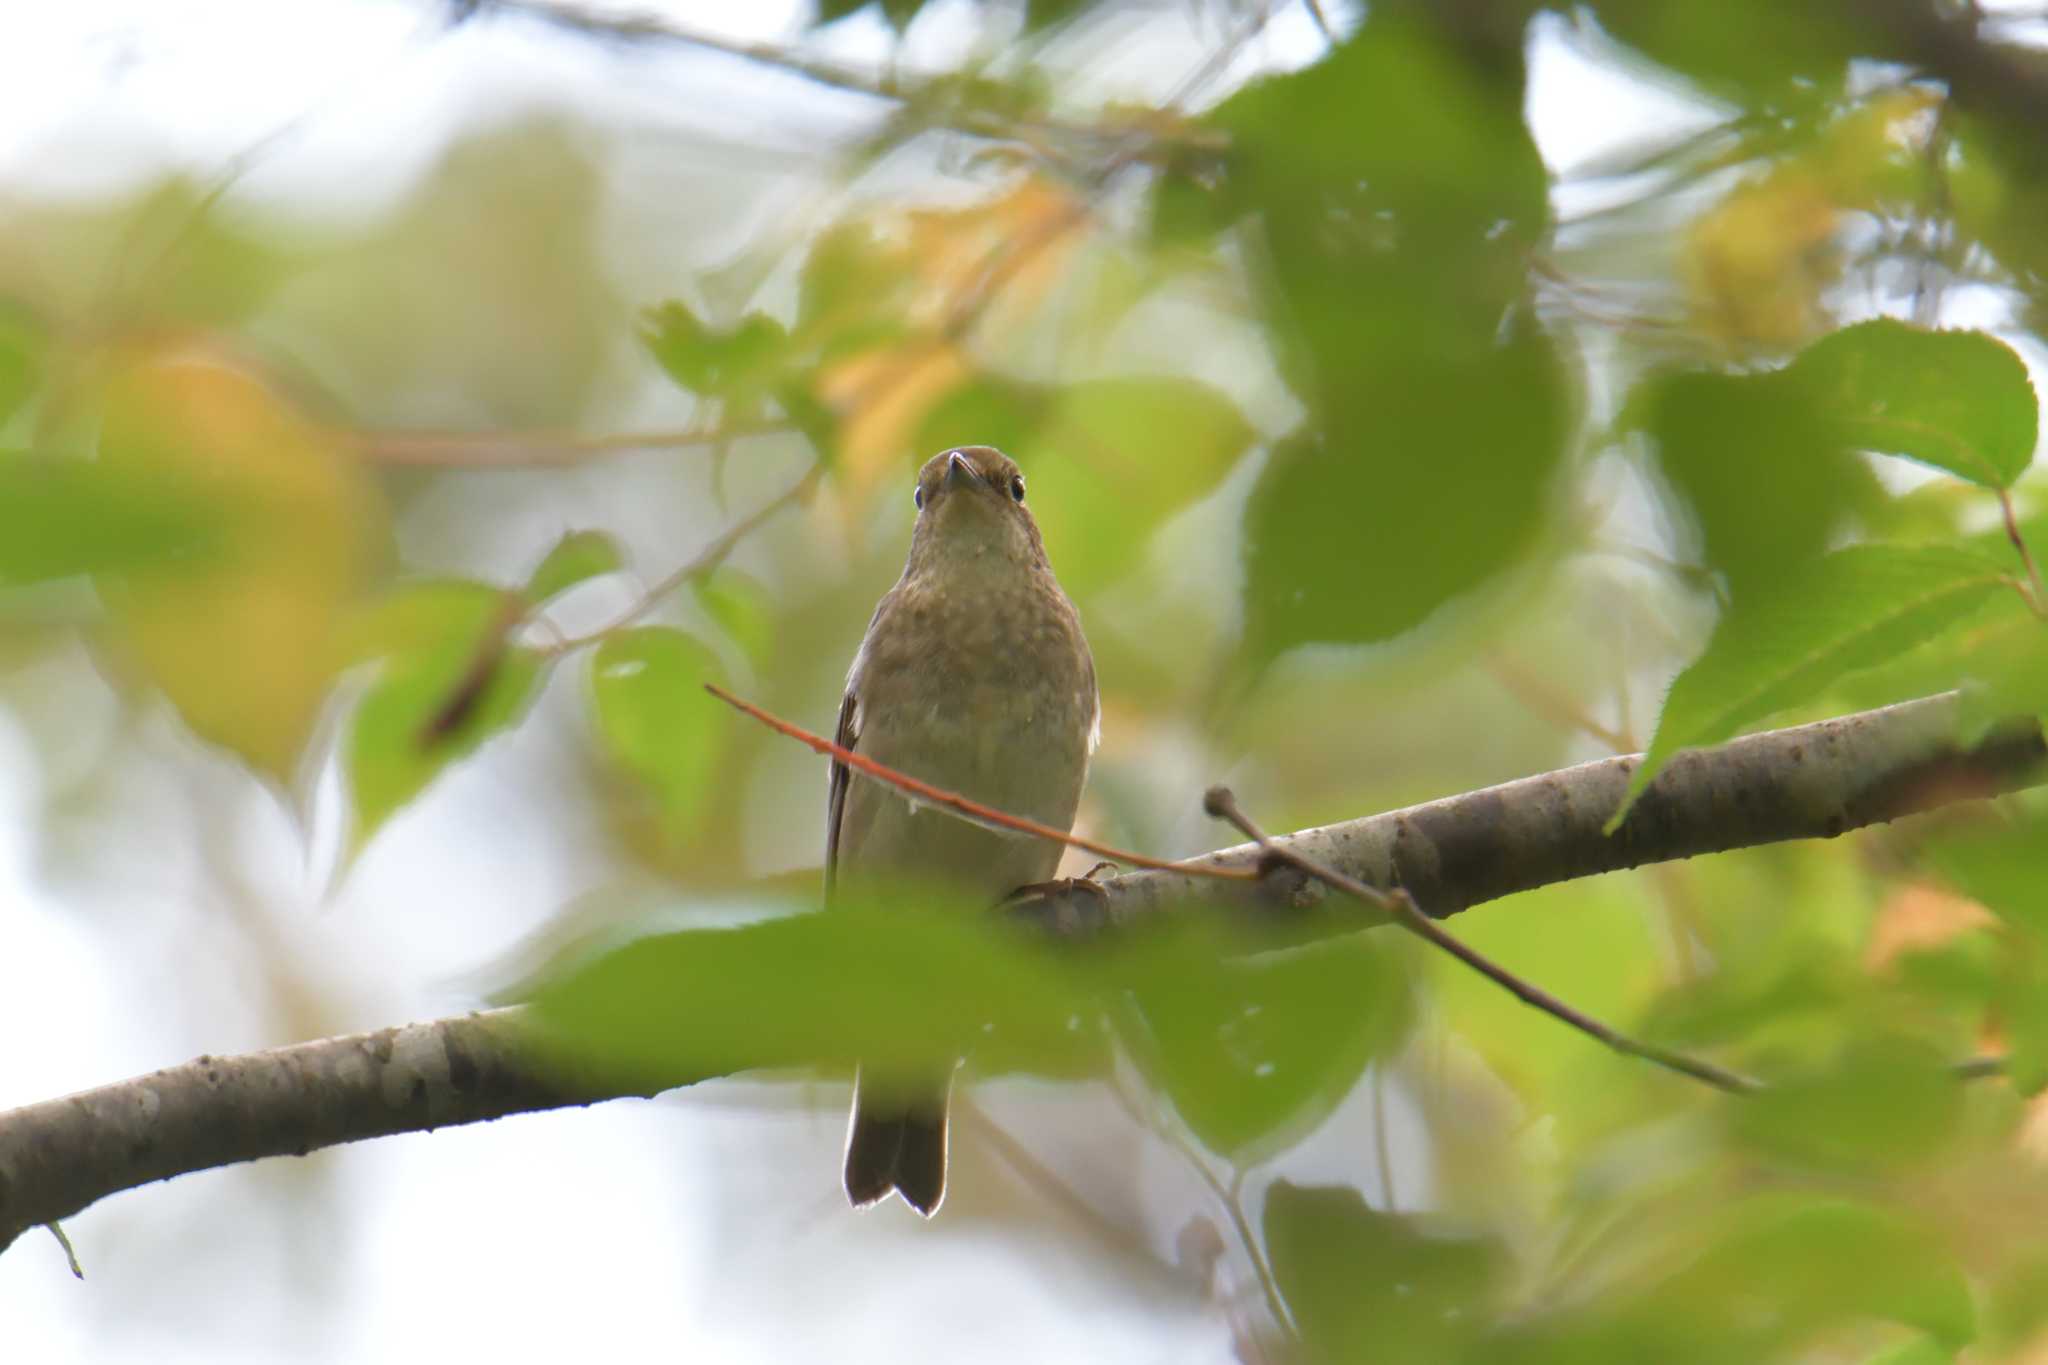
[1009,475,1026,503]
[914,485,925,510]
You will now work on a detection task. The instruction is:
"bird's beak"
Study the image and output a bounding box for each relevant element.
[942,450,984,493]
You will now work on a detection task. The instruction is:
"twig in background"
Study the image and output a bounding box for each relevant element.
[1201,785,1763,1095]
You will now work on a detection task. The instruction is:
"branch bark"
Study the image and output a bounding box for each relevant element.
[2,691,2040,1256]
[1053,691,2046,929]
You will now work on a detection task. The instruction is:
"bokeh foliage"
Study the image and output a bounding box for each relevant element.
[12,0,2048,1358]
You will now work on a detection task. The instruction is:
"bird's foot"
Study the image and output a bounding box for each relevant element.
[1001,864,1118,938]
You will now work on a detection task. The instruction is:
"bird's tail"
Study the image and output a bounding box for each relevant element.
[844,1071,951,1217]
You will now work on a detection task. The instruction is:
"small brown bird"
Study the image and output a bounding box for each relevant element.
[830,445,1098,1216]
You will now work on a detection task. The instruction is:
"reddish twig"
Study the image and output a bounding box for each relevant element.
[705,684,1257,882]
[1201,785,1762,1094]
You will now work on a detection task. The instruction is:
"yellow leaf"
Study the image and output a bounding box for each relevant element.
[1682,168,1841,351]
[900,176,1089,331]
[816,340,972,490]
[95,344,383,780]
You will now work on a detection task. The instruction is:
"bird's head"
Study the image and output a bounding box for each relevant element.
[905,446,1048,572]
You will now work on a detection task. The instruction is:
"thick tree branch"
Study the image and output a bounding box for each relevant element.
[0,1010,661,1256]
[2,692,2040,1256]
[1044,691,2046,930]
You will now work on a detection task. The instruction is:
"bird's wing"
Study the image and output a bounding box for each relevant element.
[823,689,858,905]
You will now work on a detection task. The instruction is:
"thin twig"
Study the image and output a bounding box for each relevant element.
[417,590,527,747]
[476,0,1214,161]
[954,1099,1163,1270]
[1104,1068,1296,1339]
[1954,1054,2007,1080]
[1486,655,1635,752]
[1201,786,1763,1094]
[543,463,824,655]
[45,1221,82,1280]
[706,684,1258,881]
[355,417,791,469]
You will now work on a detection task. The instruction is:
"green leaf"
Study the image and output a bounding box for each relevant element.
[1729,1034,1962,1173]
[0,301,46,427]
[346,582,546,848]
[1928,810,2048,938]
[1954,617,2048,742]
[1022,0,1091,32]
[1789,320,2037,488]
[589,627,726,844]
[1205,18,1565,652]
[916,375,1256,594]
[1610,544,2010,829]
[526,893,1110,1088]
[0,455,224,584]
[640,303,789,403]
[1125,936,1411,1161]
[1859,1336,1954,1365]
[525,529,625,603]
[1659,1196,1976,1351]
[1264,1183,1504,1363]
[1630,366,1879,599]
[1243,319,1569,654]
[694,568,775,668]
[1926,812,2048,1089]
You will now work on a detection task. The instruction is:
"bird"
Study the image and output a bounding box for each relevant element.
[829,445,1099,1216]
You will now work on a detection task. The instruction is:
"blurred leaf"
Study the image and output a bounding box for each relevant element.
[1659,1196,1976,1352]
[1927,812,2048,1089]
[1984,1248,2048,1352]
[1928,810,2048,939]
[1427,881,1663,1116]
[96,350,383,781]
[526,529,625,603]
[528,894,1110,1087]
[915,374,1256,591]
[813,0,869,24]
[1243,319,1568,655]
[694,568,775,669]
[1790,321,2037,488]
[589,626,727,846]
[1125,935,1411,1161]
[1630,366,1875,599]
[1264,1182,1504,1363]
[0,301,45,427]
[1023,0,1090,33]
[0,455,223,584]
[1681,167,1842,350]
[879,0,924,32]
[1584,4,1876,106]
[1730,1034,1961,1173]
[1954,618,2048,743]
[1032,376,1255,589]
[1611,544,2010,828]
[1859,1336,1953,1365]
[1498,1193,1976,1362]
[347,581,545,848]
[820,339,974,488]
[641,302,789,407]
[1207,16,1566,652]
[798,223,909,353]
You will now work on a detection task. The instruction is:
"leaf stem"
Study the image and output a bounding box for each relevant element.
[2000,489,2048,619]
